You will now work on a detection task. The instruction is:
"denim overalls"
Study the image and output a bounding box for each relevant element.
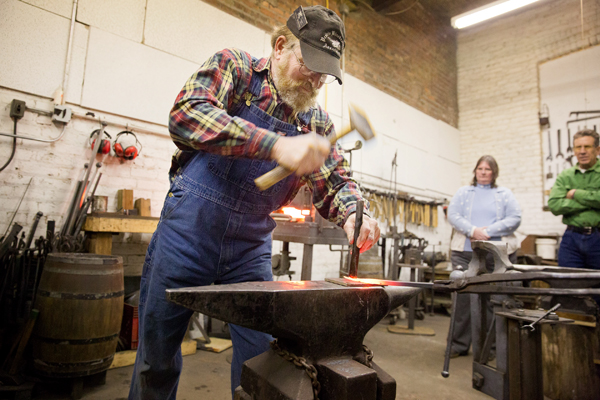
[129,68,311,399]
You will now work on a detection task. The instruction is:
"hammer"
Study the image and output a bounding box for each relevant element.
[254,103,375,191]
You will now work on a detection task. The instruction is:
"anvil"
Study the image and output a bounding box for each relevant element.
[167,280,422,400]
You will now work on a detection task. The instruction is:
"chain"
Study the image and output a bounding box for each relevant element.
[270,340,321,399]
[362,344,374,368]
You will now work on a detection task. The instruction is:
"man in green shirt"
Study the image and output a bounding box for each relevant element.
[548,129,600,269]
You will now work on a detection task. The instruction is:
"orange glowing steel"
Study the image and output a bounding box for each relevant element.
[281,207,306,222]
[284,280,307,286]
[345,276,388,285]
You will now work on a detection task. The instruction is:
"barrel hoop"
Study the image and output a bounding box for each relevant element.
[34,354,114,368]
[47,254,122,265]
[42,266,123,275]
[37,290,124,300]
[35,333,118,345]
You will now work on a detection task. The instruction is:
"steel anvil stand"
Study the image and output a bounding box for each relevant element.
[167,280,423,400]
[443,241,600,400]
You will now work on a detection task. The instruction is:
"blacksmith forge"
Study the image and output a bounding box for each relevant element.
[167,280,422,400]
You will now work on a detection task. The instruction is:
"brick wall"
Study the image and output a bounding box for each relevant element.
[201,0,458,127]
[1,0,460,277]
[456,0,600,236]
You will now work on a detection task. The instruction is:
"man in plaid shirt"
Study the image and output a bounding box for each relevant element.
[130,6,380,399]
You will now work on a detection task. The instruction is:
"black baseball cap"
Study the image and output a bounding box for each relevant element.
[286,6,345,84]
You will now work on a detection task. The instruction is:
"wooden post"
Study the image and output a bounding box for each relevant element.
[118,189,134,211]
[134,199,151,217]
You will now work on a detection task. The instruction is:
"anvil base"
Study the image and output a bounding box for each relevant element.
[234,350,395,400]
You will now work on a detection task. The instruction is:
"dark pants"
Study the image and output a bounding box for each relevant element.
[450,250,517,354]
[557,229,600,270]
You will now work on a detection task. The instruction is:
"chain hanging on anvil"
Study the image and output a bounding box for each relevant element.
[270,340,321,399]
[362,344,374,368]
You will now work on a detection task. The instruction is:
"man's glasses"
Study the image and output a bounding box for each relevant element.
[574,145,596,152]
[292,49,337,85]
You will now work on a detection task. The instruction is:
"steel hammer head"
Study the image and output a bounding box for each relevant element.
[348,103,375,141]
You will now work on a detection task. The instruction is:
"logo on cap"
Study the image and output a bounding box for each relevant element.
[293,7,308,30]
[321,31,343,57]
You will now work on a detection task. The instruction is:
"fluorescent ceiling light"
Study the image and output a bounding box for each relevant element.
[451,0,542,29]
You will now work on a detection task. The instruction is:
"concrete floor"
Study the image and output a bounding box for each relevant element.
[31,313,491,400]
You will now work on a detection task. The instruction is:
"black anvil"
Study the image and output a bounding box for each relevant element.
[167,280,422,400]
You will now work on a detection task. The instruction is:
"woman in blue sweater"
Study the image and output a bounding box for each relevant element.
[447,155,521,358]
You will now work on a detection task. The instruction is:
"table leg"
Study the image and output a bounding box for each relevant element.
[88,232,112,255]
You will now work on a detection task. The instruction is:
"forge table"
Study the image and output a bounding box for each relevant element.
[272,218,348,280]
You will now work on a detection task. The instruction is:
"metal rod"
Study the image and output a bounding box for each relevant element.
[567,115,600,125]
[348,200,364,278]
[4,178,33,237]
[442,292,458,378]
[521,303,561,331]
[61,164,87,237]
[24,212,43,250]
[569,110,600,116]
[66,128,102,235]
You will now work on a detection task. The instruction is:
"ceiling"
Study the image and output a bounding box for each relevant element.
[371,0,499,19]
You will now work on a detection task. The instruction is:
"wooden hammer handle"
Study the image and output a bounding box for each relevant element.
[254,126,352,191]
[254,165,294,191]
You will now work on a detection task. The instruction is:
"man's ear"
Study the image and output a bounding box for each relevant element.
[273,36,287,60]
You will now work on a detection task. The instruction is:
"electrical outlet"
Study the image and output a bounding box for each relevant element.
[52,105,72,124]
[10,99,26,119]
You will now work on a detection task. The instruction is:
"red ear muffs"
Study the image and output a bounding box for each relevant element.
[113,130,142,160]
[90,129,112,155]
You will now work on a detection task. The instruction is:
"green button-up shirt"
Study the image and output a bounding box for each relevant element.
[548,159,600,228]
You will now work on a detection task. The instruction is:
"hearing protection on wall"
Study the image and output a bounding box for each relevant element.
[113,130,142,160]
[90,129,112,155]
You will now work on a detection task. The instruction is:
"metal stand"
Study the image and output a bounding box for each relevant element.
[387,260,435,336]
[272,214,348,281]
[471,297,573,400]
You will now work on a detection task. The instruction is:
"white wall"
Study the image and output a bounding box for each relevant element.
[1,0,460,279]
[456,0,600,239]
[539,45,600,206]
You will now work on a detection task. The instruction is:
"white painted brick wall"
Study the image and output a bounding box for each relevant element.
[456,0,600,237]
[0,89,174,274]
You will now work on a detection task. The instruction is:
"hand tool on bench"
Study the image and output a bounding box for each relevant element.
[521,303,561,332]
[254,103,375,191]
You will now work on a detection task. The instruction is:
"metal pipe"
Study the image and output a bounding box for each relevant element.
[0,124,68,143]
[567,115,600,125]
[58,0,79,105]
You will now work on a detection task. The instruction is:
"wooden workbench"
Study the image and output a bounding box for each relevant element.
[83,213,159,255]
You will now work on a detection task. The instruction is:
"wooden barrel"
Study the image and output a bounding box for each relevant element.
[32,253,124,377]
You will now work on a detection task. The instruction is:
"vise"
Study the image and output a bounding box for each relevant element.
[167,280,422,400]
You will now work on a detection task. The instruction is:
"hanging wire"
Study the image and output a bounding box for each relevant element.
[385,0,420,16]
